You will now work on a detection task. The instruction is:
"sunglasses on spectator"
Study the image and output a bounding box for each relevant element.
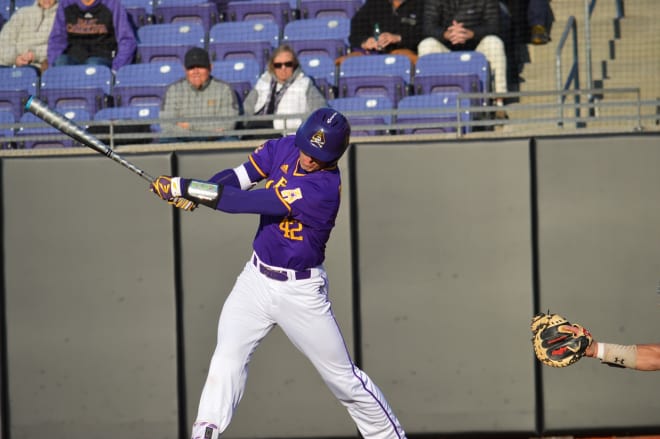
[273,61,295,69]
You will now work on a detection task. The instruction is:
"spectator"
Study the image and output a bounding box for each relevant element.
[159,47,240,142]
[47,0,136,71]
[528,0,554,45]
[0,0,58,72]
[242,44,326,136]
[418,0,509,119]
[339,0,424,67]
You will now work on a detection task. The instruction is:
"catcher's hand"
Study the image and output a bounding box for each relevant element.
[531,312,593,367]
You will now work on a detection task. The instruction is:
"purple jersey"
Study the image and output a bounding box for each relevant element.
[249,135,341,270]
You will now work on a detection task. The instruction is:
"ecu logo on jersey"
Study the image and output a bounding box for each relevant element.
[310,129,325,149]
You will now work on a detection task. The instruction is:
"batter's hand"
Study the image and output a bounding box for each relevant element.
[168,197,197,211]
[150,175,181,201]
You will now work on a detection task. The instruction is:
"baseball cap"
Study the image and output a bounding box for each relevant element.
[184,48,211,69]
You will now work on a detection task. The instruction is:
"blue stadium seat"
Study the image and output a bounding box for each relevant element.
[299,53,336,100]
[208,20,279,71]
[225,0,292,35]
[211,59,261,103]
[121,0,154,28]
[0,66,39,120]
[328,96,392,136]
[136,22,206,64]
[0,110,15,149]
[114,62,185,108]
[414,51,490,108]
[152,0,219,33]
[299,0,358,19]
[338,54,411,105]
[17,108,92,149]
[39,65,113,115]
[282,17,350,58]
[396,93,472,134]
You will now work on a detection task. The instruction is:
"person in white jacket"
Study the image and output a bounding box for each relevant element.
[0,0,58,72]
[242,44,326,136]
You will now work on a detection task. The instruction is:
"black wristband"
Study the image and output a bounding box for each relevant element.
[183,179,224,209]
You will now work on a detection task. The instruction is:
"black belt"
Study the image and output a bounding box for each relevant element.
[252,255,312,281]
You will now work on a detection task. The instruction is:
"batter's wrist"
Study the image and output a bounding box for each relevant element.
[180,178,224,209]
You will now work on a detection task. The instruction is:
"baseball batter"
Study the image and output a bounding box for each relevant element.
[150,108,406,439]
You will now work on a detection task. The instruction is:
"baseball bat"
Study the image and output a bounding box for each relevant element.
[24,96,155,183]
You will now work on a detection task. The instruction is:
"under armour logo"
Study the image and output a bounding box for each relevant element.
[613,357,625,365]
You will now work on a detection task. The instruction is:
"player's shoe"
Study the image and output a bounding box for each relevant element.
[191,422,219,439]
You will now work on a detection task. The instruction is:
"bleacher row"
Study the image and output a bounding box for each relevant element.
[1,0,497,148]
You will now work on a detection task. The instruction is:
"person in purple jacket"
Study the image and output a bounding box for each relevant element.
[150,108,407,439]
[47,0,136,71]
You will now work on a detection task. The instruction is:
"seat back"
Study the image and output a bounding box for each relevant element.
[152,0,219,33]
[39,65,113,115]
[121,0,154,28]
[0,66,39,120]
[211,59,261,102]
[414,51,490,106]
[225,0,292,34]
[328,96,392,136]
[208,20,279,71]
[17,109,92,148]
[136,22,206,63]
[338,54,411,105]
[299,0,358,19]
[299,53,336,100]
[396,93,472,134]
[282,17,350,58]
[114,62,185,108]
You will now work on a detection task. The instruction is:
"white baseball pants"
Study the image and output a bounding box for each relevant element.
[192,256,406,439]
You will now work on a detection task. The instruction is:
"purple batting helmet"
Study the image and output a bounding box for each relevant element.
[295,108,351,163]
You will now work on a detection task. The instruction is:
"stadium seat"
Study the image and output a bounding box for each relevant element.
[136,22,206,64]
[338,54,411,105]
[225,0,292,34]
[0,110,15,149]
[299,0,358,19]
[113,62,185,108]
[0,66,39,120]
[152,0,219,33]
[396,93,472,134]
[1,0,31,18]
[208,20,279,71]
[328,96,392,136]
[414,51,490,109]
[299,53,336,100]
[121,0,154,28]
[211,59,260,103]
[282,17,350,59]
[39,65,113,115]
[91,106,160,144]
[17,108,91,149]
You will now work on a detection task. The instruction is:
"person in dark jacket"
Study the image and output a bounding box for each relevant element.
[418,0,508,118]
[338,0,423,67]
[47,0,136,71]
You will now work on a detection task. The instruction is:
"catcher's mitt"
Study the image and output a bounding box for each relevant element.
[530,312,593,367]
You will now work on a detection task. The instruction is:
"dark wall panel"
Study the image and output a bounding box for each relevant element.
[355,140,536,434]
[2,154,179,439]
[536,135,660,431]
[177,150,356,438]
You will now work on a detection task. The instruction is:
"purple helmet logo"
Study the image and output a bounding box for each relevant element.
[296,108,350,163]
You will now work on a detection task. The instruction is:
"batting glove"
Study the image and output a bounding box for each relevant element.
[168,197,197,211]
[150,175,182,201]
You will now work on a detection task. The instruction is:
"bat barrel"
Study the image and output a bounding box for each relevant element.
[24,96,155,183]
